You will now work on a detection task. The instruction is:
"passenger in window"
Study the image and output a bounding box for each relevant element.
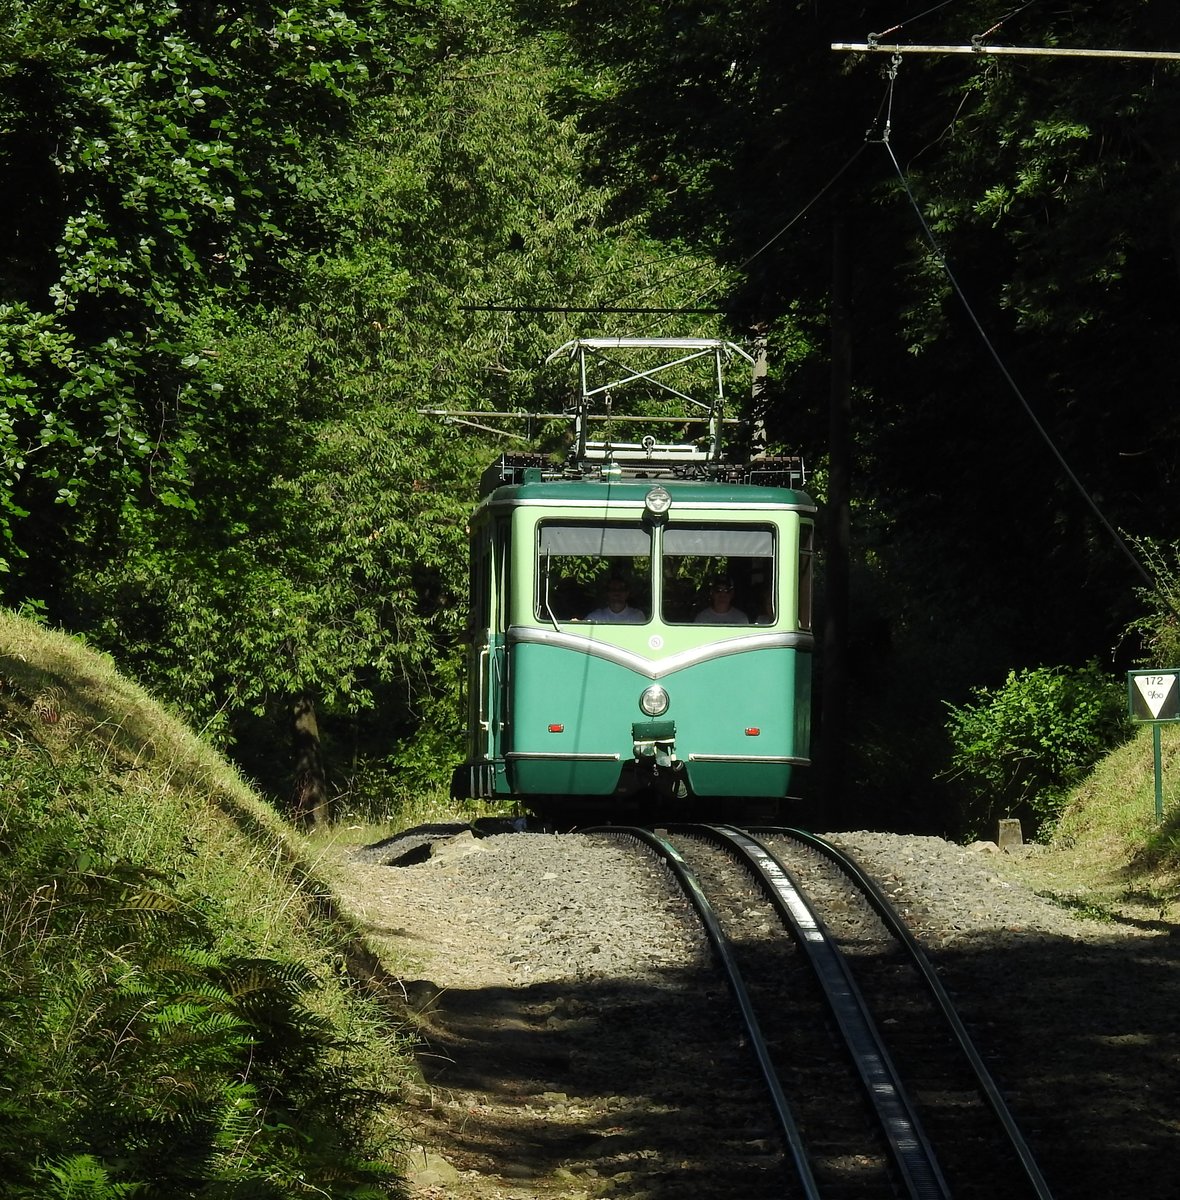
[695,576,748,624]
[585,576,645,623]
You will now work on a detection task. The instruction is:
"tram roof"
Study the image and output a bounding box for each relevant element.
[476,475,815,512]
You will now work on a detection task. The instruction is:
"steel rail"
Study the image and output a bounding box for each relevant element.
[584,825,821,1200]
[682,824,951,1200]
[762,826,1057,1200]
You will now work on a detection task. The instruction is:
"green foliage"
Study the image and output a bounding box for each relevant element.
[1,0,460,792]
[1125,538,1180,667]
[38,1154,142,1199]
[0,0,444,577]
[945,662,1132,839]
[0,648,405,1198]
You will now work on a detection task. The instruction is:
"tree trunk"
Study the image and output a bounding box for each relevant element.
[822,214,852,828]
[290,693,329,827]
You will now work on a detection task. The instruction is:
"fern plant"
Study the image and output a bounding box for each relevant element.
[1,723,400,1199]
[39,1154,142,1199]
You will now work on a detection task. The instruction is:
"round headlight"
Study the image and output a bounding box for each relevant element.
[639,685,669,717]
[645,486,672,516]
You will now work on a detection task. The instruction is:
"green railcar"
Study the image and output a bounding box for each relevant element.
[452,463,816,818]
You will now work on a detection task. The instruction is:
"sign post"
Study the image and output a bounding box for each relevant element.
[1127,670,1180,821]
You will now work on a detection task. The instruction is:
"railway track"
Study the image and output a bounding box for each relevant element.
[588,823,1055,1200]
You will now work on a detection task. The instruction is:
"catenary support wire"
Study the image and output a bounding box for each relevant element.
[881,136,1153,588]
[690,142,871,307]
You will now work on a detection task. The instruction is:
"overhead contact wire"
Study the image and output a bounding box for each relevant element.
[691,141,872,307]
[868,0,961,46]
[880,137,1153,588]
[974,0,1042,44]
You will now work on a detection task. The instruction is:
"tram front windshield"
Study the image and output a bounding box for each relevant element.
[534,519,775,627]
[536,522,652,623]
[661,524,774,625]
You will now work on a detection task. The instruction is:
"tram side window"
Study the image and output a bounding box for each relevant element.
[494,517,511,633]
[661,524,775,625]
[536,522,652,623]
[798,522,814,632]
[470,537,491,634]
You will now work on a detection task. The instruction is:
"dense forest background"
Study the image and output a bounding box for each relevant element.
[4,0,1179,833]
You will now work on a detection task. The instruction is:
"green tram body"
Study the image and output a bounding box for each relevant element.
[452,466,816,817]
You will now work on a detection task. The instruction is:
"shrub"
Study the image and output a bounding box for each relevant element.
[1125,538,1180,667]
[945,662,1132,839]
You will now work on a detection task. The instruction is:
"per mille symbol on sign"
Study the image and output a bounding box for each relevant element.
[1133,673,1180,720]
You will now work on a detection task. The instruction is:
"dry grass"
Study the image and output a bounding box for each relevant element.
[0,609,281,827]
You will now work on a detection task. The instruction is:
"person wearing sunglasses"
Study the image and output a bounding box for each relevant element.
[695,576,748,624]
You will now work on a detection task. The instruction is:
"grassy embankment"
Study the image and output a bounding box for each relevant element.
[0,608,426,1199]
[993,720,1180,924]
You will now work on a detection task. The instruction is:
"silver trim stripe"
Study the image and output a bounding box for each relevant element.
[505,751,621,762]
[508,626,814,679]
[688,754,811,765]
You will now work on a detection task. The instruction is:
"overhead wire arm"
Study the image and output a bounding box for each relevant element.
[833,42,1180,61]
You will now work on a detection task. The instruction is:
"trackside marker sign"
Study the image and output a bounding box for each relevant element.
[1128,671,1180,722]
[1127,670,1180,822]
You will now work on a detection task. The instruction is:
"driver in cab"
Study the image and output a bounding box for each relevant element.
[584,576,645,623]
